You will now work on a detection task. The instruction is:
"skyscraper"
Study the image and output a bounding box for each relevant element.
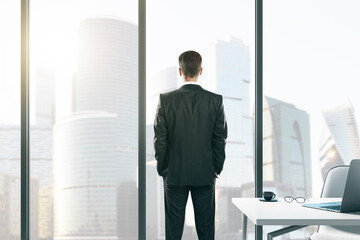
[263,96,312,197]
[319,102,360,179]
[212,37,254,239]
[76,18,138,182]
[54,111,118,239]
[53,18,138,240]
[215,37,254,188]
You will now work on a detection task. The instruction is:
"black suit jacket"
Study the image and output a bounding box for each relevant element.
[154,84,227,186]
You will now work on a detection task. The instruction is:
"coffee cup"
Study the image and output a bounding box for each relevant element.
[263,191,276,201]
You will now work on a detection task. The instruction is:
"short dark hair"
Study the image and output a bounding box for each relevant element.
[178,50,202,78]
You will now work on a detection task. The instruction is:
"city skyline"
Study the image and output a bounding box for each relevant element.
[0,16,354,239]
[2,0,360,238]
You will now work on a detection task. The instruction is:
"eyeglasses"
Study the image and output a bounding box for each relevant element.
[284,196,308,203]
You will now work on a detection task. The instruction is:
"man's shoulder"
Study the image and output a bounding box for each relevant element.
[201,88,222,100]
[159,89,177,99]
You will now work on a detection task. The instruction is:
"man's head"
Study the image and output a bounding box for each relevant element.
[178,50,203,81]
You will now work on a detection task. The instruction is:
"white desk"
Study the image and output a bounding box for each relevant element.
[232,198,360,240]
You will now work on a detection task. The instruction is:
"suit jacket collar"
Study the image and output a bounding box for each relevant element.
[180,83,203,90]
[180,83,202,90]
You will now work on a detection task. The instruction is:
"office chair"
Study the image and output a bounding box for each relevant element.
[310,165,360,240]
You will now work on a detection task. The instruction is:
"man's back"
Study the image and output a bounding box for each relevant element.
[154,83,227,186]
[155,50,227,240]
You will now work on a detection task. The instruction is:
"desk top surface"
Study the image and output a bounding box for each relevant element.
[232,198,360,226]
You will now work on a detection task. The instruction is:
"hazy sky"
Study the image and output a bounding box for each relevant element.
[1,0,360,197]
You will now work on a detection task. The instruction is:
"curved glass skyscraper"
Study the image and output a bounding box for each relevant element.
[320,102,360,179]
[76,18,138,182]
[263,96,312,197]
[54,112,118,238]
[53,18,138,240]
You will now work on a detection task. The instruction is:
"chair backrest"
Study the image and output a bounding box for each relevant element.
[321,165,349,198]
[318,165,360,236]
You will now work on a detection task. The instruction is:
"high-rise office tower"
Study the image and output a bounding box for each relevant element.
[263,96,312,197]
[215,37,254,188]
[54,112,118,239]
[319,102,360,179]
[75,18,138,182]
[212,37,254,239]
[53,18,138,240]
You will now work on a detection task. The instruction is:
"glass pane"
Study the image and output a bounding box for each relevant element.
[147,1,255,239]
[30,1,138,239]
[263,0,360,238]
[0,0,21,239]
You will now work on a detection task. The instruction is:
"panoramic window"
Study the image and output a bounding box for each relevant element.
[29,1,138,239]
[146,0,255,239]
[263,0,360,238]
[6,0,359,239]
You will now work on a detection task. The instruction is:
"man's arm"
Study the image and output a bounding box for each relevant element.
[212,96,228,176]
[154,94,169,176]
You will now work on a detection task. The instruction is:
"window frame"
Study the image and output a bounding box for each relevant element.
[21,0,30,239]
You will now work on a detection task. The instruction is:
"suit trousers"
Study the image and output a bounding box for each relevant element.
[163,182,215,240]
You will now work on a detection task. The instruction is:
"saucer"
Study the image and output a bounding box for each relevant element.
[259,198,278,202]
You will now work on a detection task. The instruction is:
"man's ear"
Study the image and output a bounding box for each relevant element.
[199,67,203,75]
[179,68,182,76]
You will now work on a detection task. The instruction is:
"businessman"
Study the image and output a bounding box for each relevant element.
[154,50,227,240]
